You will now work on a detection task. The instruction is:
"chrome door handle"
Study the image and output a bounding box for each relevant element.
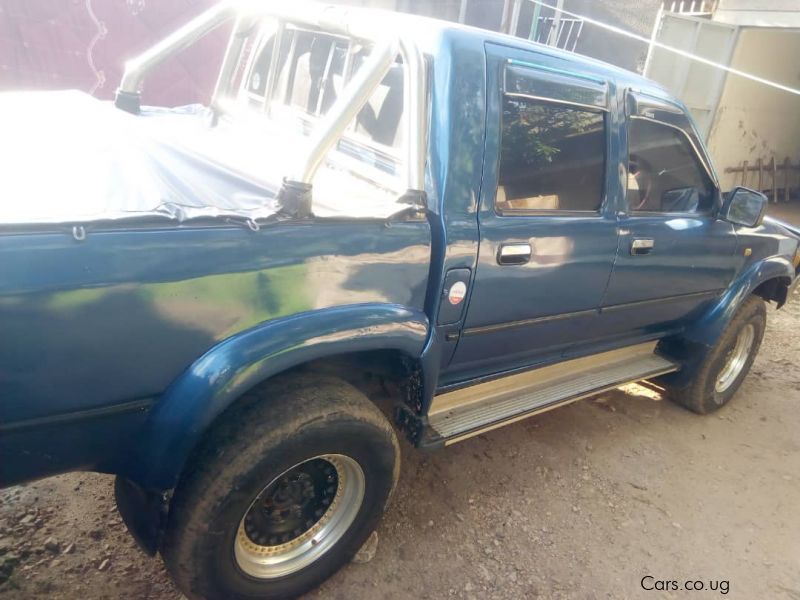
[497,243,532,265]
[631,238,655,255]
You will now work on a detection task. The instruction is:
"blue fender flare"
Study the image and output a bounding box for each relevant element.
[687,256,794,346]
[663,256,794,387]
[126,303,429,491]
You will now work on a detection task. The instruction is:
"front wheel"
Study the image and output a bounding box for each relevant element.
[161,374,400,600]
[664,295,766,414]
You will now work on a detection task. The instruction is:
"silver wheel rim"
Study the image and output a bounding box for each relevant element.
[234,454,365,579]
[715,323,755,394]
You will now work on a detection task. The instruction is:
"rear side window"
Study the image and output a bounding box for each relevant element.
[245,29,404,151]
[497,97,606,213]
[626,118,714,213]
[242,28,405,186]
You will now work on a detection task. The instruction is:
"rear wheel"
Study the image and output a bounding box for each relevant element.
[162,374,400,600]
[664,295,766,414]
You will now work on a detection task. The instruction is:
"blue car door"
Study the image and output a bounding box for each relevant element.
[593,91,738,345]
[443,45,621,384]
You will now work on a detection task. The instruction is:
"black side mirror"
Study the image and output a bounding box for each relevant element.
[721,187,767,227]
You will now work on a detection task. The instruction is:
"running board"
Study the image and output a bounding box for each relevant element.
[426,342,678,446]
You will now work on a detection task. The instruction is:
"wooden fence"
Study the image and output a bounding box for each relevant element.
[725,158,800,203]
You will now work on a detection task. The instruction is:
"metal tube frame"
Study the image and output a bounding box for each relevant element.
[118,2,237,96]
[115,0,428,193]
[295,38,399,182]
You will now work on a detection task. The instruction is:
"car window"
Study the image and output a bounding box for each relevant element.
[349,52,405,148]
[626,118,714,214]
[496,97,606,214]
[242,28,405,186]
[246,29,404,151]
[246,29,345,116]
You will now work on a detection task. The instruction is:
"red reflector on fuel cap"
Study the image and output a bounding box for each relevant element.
[448,281,467,305]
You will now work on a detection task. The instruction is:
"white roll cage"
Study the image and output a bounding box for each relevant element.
[115,0,427,195]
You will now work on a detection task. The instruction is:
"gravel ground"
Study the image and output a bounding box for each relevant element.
[1,209,798,600]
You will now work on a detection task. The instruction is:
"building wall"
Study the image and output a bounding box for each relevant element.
[706,28,800,191]
[0,0,455,106]
[502,0,661,73]
[0,0,226,105]
[568,0,661,73]
[716,0,800,27]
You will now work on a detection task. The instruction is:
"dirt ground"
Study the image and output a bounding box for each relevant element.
[1,208,799,600]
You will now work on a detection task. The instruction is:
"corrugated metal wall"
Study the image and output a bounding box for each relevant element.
[0,0,226,106]
[0,0,466,106]
[0,0,665,108]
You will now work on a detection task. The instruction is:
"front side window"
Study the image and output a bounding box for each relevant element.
[626,118,714,213]
[496,97,606,214]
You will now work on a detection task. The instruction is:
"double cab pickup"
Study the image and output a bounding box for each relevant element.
[1,2,798,598]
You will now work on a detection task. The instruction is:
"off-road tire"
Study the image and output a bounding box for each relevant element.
[161,374,400,600]
[665,295,766,414]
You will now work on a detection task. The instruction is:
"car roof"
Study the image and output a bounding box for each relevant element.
[324,3,671,99]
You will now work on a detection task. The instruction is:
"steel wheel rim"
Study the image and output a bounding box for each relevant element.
[715,323,755,394]
[234,454,365,579]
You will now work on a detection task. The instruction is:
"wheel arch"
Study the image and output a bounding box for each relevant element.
[660,256,792,388]
[123,303,430,493]
[752,273,794,308]
[685,256,794,348]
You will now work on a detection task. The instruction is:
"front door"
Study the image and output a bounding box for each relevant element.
[596,92,738,343]
[444,46,621,384]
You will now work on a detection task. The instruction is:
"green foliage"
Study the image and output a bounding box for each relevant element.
[500,99,602,178]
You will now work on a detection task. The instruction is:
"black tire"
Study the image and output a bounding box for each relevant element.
[161,374,400,600]
[665,295,766,414]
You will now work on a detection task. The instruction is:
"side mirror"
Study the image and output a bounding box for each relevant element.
[721,187,767,227]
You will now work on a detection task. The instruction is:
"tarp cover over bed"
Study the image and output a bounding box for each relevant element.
[0,90,407,227]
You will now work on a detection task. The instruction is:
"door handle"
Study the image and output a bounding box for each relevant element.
[630,238,655,255]
[498,243,532,265]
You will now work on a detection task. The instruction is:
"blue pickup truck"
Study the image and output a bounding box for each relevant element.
[1,2,798,598]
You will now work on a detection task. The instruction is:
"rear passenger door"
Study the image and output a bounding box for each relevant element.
[445,46,621,383]
[597,91,737,340]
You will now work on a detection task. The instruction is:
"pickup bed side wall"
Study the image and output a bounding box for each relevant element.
[0,220,431,486]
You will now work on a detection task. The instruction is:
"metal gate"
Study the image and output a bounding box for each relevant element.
[644,12,738,139]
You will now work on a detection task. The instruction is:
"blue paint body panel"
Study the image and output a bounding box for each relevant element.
[0,221,431,485]
[1,23,798,497]
[444,44,621,381]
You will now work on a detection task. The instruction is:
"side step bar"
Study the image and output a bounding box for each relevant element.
[425,342,678,446]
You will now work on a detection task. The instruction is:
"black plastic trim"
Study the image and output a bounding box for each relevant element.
[463,308,596,337]
[114,89,141,115]
[277,178,313,218]
[0,398,154,433]
[462,289,723,337]
[600,289,723,313]
[114,476,170,556]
